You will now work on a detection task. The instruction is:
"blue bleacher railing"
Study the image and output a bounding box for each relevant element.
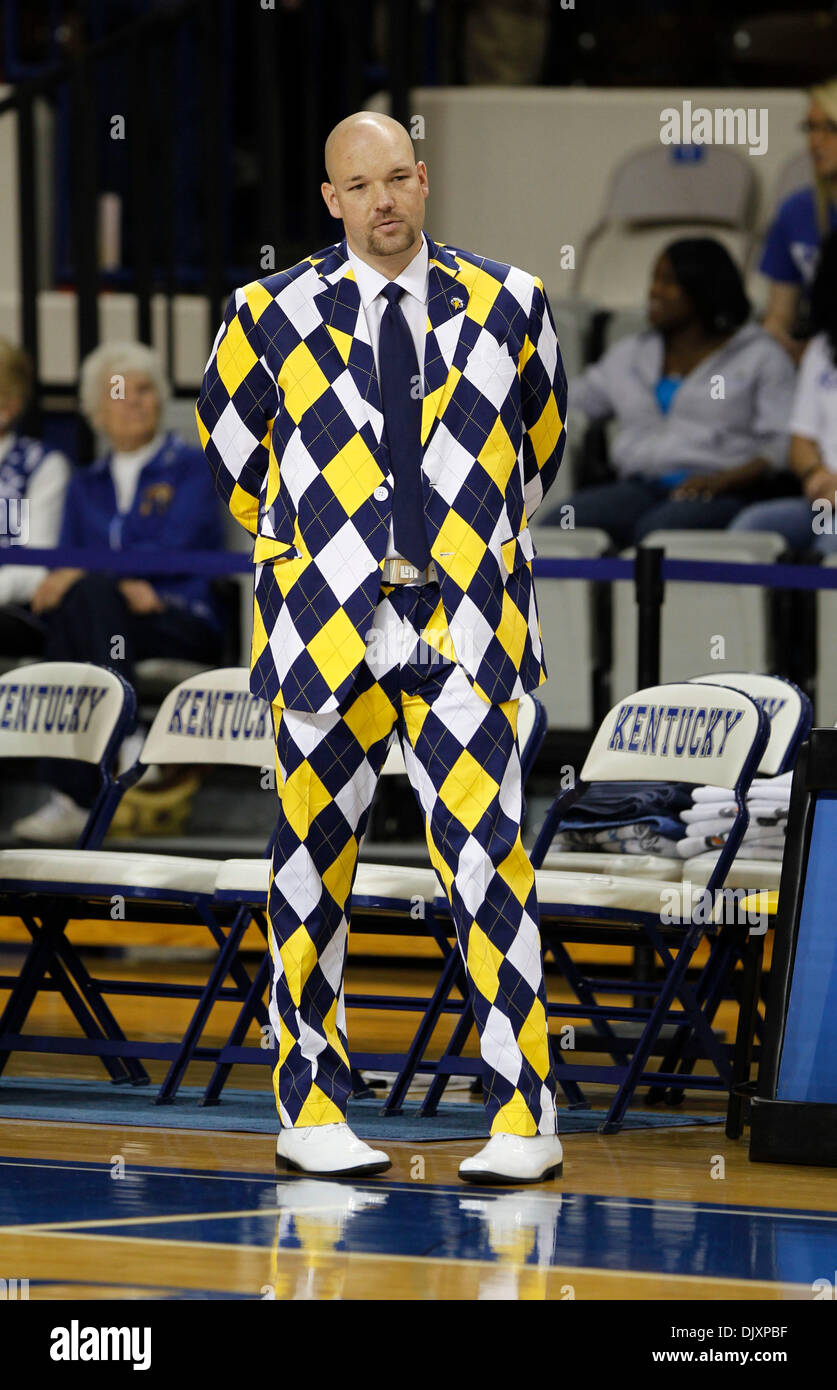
[3,549,837,591]
[2,546,828,714]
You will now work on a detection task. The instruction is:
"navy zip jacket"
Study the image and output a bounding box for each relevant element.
[59,433,225,628]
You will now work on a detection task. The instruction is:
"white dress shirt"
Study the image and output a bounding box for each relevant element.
[110,431,166,514]
[346,235,429,560]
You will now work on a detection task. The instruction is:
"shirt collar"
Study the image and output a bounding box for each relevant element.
[346,233,429,310]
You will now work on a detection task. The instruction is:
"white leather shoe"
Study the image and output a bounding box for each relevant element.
[12,791,88,844]
[275,1122,391,1178]
[459,1133,563,1185]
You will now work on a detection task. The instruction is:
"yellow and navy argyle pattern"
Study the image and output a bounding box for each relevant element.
[266,582,558,1137]
[196,235,567,713]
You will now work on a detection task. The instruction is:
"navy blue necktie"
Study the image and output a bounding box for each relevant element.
[378,282,431,570]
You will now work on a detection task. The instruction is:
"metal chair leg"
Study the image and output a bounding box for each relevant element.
[725,932,764,1139]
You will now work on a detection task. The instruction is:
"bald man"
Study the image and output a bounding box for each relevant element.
[197,112,567,1184]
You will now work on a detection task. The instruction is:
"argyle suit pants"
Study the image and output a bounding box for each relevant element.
[266,579,558,1137]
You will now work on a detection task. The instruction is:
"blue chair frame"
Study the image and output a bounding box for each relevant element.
[417,684,771,1131]
[203,697,555,1110]
[0,662,145,1085]
[647,674,811,1115]
[0,669,275,1102]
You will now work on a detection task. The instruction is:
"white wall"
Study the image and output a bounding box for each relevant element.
[0,86,19,296]
[406,86,808,296]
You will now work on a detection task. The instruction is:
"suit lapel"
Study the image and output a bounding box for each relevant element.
[311,245,384,440]
[309,236,469,450]
[422,238,469,444]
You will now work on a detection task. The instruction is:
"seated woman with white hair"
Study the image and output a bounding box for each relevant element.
[14,341,225,843]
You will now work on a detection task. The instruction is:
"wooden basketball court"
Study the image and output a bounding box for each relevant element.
[2,945,835,1307]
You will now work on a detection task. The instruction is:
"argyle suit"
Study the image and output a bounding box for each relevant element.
[197,233,567,1136]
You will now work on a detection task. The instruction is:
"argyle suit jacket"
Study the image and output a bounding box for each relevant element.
[196,234,567,712]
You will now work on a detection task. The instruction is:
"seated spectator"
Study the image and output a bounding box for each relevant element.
[760,77,837,362]
[0,340,70,655]
[13,342,225,843]
[539,238,796,548]
[731,231,837,555]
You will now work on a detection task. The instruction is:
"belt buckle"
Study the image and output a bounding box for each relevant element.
[383,557,436,585]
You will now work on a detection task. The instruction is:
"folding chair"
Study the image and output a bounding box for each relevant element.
[208,693,552,1111]
[0,667,278,1102]
[648,672,811,1126]
[540,671,810,880]
[0,661,140,1084]
[425,681,770,1132]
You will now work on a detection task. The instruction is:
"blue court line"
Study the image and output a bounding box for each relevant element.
[2,1154,835,1286]
[24,1278,255,1300]
[598,1199,837,1225]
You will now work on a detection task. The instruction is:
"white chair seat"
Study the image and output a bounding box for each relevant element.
[681,853,783,893]
[0,848,219,897]
[214,858,439,904]
[354,863,439,901]
[434,868,688,916]
[536,869,688,915]
[541,850,683,880]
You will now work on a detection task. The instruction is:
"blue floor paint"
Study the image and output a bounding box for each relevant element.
[2,1155,833,1287]
[26,1279,255,1300]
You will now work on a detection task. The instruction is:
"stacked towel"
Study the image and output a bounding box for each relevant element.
[552,781,691,856]
[675,771,792,860]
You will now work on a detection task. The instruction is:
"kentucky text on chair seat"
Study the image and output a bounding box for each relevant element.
[166,688,270,740]
[607,704,744,757]
[0,683,108,734]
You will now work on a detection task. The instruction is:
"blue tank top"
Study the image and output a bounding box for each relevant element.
[655,376,689,490]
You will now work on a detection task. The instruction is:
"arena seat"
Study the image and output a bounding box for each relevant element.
[542,671,810,879]
[539,850,682,879]
[639,671,810,1113]
[680,854,782,893]
[684,667,809,895]
[601,306,648,353]
[577,225,752,312]
[600,144,756,230]
[576,141,756,315]
[0,667,278,1101]
[422,681,769,1131]
[548,297,593,382]
[770,149,811,215]
[0,660,140,1082]
[611,530,787,703]
[133,658,212,699]
[528,525,611,730]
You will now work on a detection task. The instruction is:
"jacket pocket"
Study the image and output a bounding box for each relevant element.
[500,527,536,576]
[253,536,301,564]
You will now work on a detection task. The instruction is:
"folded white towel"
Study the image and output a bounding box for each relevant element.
[691,772,792,804]
[677,829,785,857]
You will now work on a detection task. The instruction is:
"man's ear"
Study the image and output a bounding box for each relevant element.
[321,182,342,221]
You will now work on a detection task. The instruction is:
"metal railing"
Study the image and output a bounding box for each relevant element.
[1,0,427,454]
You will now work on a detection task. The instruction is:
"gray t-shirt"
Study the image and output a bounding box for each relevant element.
[570,322,794,479]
